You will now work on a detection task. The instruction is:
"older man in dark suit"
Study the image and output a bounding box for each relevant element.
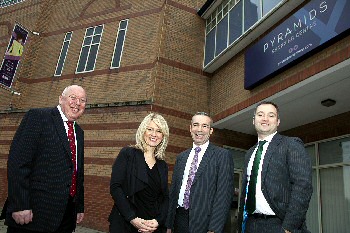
[3,85,87,233]
[166,112,234,233]
[238,101,312,233]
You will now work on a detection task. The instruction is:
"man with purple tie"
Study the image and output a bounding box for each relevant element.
[166,112,234,233]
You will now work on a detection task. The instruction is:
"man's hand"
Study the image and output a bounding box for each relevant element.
[12,210,33,225]
[76,213,84,224]
[207,231,215,233]
[285,230,291,233]
[166,229,172,233]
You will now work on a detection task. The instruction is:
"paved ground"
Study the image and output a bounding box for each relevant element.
[0,209,106,233]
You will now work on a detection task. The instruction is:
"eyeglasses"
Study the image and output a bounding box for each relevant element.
[68,95,87,104]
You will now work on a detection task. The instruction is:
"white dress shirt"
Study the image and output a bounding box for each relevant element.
[247,132,277,215]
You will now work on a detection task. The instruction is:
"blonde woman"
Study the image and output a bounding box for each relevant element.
[109,113,170,233]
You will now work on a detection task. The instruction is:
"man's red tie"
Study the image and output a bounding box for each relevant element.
[67,121,77,197]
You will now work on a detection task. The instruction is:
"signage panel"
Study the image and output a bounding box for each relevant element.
[245,0,350,90]
[0,24,28,88]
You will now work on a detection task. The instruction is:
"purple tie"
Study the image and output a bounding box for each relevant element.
[183,146,201,210]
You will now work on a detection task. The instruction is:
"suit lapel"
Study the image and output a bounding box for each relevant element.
[243,145,256,181]
[261,133,282,182]
[51,108,71,160]
[134,149,148,184]
[192,143,214,185]
[75,125,84,170]
[177,150,191,186]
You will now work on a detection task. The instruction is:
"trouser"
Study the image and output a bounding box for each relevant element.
[173,207,189,233]
[7,195,76,233]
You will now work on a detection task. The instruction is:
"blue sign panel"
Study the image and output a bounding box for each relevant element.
[244,0,350,90]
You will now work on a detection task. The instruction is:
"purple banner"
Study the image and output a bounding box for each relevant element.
[244,0,350,90]
[0,24,28,88]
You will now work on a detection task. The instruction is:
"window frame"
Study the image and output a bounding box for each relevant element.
[110,19,129,69]
[75,24,104,74]
[54,32,73,77]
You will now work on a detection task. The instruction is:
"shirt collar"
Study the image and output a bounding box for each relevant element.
[258,131,277,144]
[192,140,210,152]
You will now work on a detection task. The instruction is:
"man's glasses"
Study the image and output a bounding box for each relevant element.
[68,95,87,104]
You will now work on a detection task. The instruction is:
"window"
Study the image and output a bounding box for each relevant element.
[76,25,104,73]
[305,136,350,233]
[203,0,283,67]
[205,0,232,35]
[111,19,129,69]
[0,0,25,8]
[54,32,73,76]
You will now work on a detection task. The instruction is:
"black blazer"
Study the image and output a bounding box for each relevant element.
[109,147,169,233]
[166,143,234,233]
[4,107,84,232]
[238,133,312,233]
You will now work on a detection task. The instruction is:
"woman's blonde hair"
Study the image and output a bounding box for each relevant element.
[134,113,169,160]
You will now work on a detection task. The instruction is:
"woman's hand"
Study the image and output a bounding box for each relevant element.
[144,219,159,229]
[131,217,157,232]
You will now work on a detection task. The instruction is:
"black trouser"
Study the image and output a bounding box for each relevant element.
[7,195,76,233]
[245,214,284,233]
[173,207,189,233]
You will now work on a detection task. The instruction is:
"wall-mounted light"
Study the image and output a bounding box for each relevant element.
[321,98,336,107]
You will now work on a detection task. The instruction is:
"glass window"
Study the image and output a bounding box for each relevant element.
[76,25,104,73]
[320,166,350,232]
[204,29,215,66]
[243,0,261,31]
[305,136,350,233]
[306,169,319,233]
[111,19,129,69]
[319,137,350,165]
[215,15,228,56]
[0,0,25,8]
[306,145,316,167]
[226,147,246,170]
[229,0,243,44]
[203,0,284,68]
[262,0,282,16]
[54,32,73,76]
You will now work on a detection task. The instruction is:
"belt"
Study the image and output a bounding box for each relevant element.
[248,213,277,219]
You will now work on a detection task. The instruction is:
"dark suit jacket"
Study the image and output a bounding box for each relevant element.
[4,107,84,232]
[238,133,312,233]
[109,147,169,233]
[166,143,234,233]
